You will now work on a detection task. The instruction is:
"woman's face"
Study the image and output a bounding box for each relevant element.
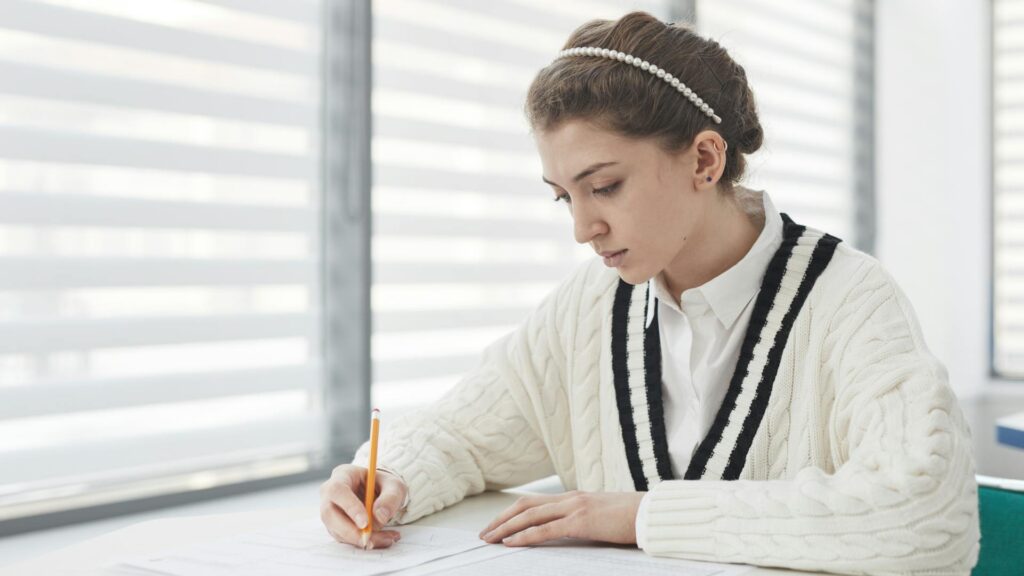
[535,119,717,285]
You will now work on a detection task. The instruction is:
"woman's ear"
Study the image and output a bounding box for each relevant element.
[692,130,728,189]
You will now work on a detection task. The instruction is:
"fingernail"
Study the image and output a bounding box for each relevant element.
[375,507,390,524]
[502,537,512,545]
[367,540,375,550]
[482,531,493,541]
[355,513,368,529]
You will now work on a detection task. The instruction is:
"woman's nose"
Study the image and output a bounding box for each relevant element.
[573,204,608,245]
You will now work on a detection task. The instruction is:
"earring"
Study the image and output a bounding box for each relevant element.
[706,176,712,182]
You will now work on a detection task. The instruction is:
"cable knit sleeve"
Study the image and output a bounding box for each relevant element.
[351,260,596,525]
[638,259,980,575]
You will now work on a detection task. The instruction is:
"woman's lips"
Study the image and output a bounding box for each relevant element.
[602,249,627,267]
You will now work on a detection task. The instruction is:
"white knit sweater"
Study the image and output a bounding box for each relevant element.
[354,217,980,575]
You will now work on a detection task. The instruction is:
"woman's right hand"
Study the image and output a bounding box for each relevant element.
[319,464,408,549]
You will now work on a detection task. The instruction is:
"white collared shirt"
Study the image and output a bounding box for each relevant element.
[636,190,783,545]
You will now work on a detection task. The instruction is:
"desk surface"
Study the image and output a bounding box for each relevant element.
[0,489,821,576]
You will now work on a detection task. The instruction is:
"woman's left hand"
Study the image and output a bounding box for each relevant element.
[478,491,645,547]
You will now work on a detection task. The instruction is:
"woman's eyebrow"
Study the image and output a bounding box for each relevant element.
[541,161,619,187]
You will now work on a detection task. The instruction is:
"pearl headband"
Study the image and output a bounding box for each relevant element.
[556,46,722,125]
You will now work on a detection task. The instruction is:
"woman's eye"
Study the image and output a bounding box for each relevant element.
[553,183,616,204]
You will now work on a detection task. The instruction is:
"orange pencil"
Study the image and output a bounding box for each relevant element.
[360,408,380,549]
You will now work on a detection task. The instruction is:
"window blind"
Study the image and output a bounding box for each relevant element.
[0,0,326,521]
[995,0,1024,377]
[697,0,873,245]
[370,0,671,414]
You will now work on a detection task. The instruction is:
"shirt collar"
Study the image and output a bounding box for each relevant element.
[646,190,783,330]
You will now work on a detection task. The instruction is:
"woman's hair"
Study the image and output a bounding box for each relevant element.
[525,11,763,189]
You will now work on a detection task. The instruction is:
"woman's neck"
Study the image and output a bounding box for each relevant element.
[661,189,764,298]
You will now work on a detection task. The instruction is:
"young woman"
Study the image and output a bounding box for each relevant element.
[320,12,979,575]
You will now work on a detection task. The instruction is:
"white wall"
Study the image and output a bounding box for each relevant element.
[876,0,991,401]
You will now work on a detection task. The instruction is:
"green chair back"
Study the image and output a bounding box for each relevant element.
[973,482,1024,576]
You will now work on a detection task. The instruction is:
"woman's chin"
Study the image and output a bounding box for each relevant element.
[615,266,654,287]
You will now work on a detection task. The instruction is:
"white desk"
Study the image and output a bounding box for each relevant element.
[0,489,821,576]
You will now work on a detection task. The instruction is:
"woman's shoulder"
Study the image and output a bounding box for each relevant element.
[823,239,903,289]
[820,239,880,284]
[808,236,917,327]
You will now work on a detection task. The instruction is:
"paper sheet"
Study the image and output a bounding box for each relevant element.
[407,541,756,576]
[387,543,528,575]
[114,519,487,576]
[113,518,755,576]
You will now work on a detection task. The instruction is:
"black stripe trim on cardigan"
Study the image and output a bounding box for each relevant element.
[683,213,806,480]
[643,289,674,482]
[721,228,841,480]
[611,278,648,491]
